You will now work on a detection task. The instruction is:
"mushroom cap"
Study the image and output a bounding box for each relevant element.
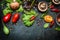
[38,2,48,12]
[10,2,20,10]
[52,0,60,5]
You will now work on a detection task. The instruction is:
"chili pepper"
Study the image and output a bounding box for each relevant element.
[51,8,60,13]
[30,16,36,21]
[50,5,54,9]
[49,20,54,28]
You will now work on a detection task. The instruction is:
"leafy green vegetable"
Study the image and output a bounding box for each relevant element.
[22,9,37,27]
[24,20,34,26]
[22,15,31,21]
[17,0,22,3]
[3,8,12,15]
[3,3,13,15]
[55,26,60,31]
[6,0,13,3]
[6,3,11,9]
[6,0,22,3]
[24,10,38,16]
[16,5,24,12]
[44,23,49,28]
[3,24,10,35]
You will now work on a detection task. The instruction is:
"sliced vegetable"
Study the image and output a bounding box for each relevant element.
[3,13,11,23]
[44,23,49,28]
[44,15,53,23]
[12,13,20,23]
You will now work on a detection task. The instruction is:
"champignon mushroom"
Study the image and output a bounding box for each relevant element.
[38,2,48,12]
[10,0,20,10]
[52,0,60,5]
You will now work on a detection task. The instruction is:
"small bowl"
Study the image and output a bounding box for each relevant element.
[56,13,60,26]
[38,1,48,12]
[52,0,60,5]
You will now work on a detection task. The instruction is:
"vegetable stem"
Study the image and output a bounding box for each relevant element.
[30,0,35,7]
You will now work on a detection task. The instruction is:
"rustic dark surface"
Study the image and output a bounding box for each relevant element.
[0,0,60,40]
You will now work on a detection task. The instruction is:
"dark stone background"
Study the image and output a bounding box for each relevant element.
[0,0,60,40]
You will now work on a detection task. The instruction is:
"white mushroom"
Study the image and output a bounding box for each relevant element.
[52,0,60,5]
[10,0,20,10]
[38,2,48,12]
[40,3,46,9]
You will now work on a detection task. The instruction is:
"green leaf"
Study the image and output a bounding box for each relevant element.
[44,23,49,28]
[6,3,11,9]
[3,8,12,15]
[6,0,22,3]
[55,27,60,31]
[25,20,34,27]
[6,0,13,3]
[16,5,24,12]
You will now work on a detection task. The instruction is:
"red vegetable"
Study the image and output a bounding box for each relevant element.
[12,13,20,23]
[49,20,54,28]
[50,5,54,9]
[30,16,36,21]
[51,8,60,13]
[3,13,11,23]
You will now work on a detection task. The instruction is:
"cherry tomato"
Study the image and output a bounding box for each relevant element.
[49,20,54,28]
[3,13,11,23]
[30,16,36,21]
[12,13,20,23]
